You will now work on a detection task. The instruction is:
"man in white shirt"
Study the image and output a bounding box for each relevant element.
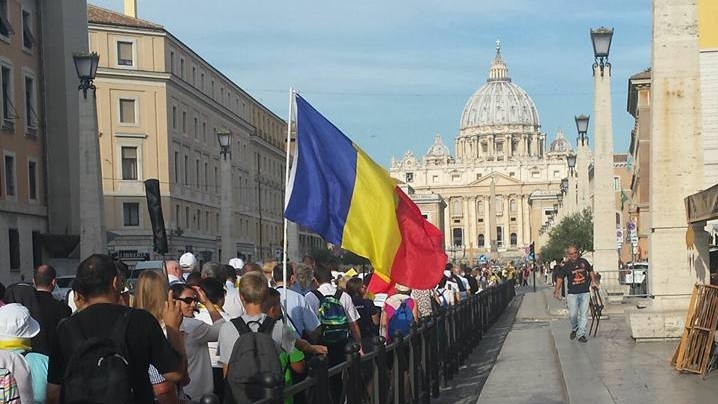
[194,278,232,402]
[166,260,183,285]
[304,265,362,346]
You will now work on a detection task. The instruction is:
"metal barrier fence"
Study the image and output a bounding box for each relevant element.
[250,282,515,404]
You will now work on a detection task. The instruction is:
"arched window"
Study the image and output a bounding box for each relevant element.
[510,233,518,247]
[452,228,463,246]
[496,196,503,214]
[452,199,462,216]
[510,199,517,213]
[478,234,485,247]
[477,200,484,215]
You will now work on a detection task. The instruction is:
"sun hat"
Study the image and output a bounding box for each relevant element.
[0,303,41,339]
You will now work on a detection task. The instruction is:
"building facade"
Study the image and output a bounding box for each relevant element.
[389,45,569,263]
[88,3,318,266]
[0,0,88,283]
[627,69,651,262]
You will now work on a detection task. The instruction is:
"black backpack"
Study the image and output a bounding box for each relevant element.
[224,317,284,404]
[61,310,133,404]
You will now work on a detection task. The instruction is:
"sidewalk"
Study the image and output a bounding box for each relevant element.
[478,283,718,404]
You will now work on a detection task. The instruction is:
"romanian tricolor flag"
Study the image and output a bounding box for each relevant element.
[285,95,446,292]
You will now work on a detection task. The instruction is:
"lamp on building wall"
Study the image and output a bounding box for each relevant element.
[590,27,614,76]
[561,178,569,194]
[574,114,590,144]
[73,52,100,99]
[74,50,106,259]
[216,129,232,160]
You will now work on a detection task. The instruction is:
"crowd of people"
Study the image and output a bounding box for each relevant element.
[0,252,520,404]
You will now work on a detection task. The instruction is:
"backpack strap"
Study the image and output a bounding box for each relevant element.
[231,317,251,335]
[333,289,344,301]
[257,317,276,335]
[311,289,325,304]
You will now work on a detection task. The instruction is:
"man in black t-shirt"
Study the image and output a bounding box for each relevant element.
[553,246,599,342]
[46,254,185,404]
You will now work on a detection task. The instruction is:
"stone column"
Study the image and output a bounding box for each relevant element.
[220,153,234,262]
[79,90,106,260]
[591,62,619,286]
[488,177,497,256]
[628,0,707,340]
[576,141,590,211]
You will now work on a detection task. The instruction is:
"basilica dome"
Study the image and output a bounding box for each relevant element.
[459,44,540,132]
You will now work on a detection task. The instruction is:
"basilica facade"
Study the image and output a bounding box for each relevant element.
[389,45,571,262]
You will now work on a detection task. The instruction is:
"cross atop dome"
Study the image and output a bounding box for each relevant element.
[488,41,510,82]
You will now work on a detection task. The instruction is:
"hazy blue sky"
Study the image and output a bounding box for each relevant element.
[91,0,652,166]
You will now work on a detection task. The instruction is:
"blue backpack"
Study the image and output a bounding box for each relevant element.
[387,300,414,342]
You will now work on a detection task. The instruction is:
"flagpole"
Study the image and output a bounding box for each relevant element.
[282,87,295,323]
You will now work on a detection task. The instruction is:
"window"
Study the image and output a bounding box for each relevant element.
[21,10,33,50]
[181,111,187,133]
[175,205,180,228]
[119,99,136,124]
[495,141,503,154]
[477,200,484,215]
[452,228,463,247]
[497,226,504,247]
[205,211,210,232]
[214,166,218,191]
[405,172,413,183]
[169,51,175,74]
[2,66,14,131]
[123,203,140,226]
[200,73,205,91]
[0,0,11,38]
[117,41,133,66]
[183,155,188,184]
[193,117,198,139]
[531,171,540,178]
[204,162,208,191]
[172,106,177,129]
[192,66,196,84]
[173,151,179,182]
[481,143,487,154]
[478,234,485,247]
[553,170,560,178]
[211,80,214,97]
[121,147,138,180]
[28,160,36,200]
[4,153,14,196]
[202,122,206,142]
[185,207,190,229]
[196,209,201,230]
[496,196,503,214]
[452,174,460,182]
[180,58,185,78]
[509,172,515,177]
[510,233,518,247]
[195,159,200,188]
[8,228,19,271]
[613,176,620,191]
[510,199,517,213]
[476,173,482,180]
[24,76,36,131]
[452,199,462,216]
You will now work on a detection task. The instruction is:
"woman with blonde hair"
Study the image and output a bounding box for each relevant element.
[133,270,188,404]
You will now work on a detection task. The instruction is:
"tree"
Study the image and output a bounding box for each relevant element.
[541,208,593,262]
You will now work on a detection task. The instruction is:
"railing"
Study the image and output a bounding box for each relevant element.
[246,282,514,404]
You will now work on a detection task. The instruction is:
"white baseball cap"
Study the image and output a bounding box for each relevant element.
[179,252,197,271]
[0,304,40,339]
[228,258,244,270]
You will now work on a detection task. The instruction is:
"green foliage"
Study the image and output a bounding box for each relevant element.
[541,208,594,262]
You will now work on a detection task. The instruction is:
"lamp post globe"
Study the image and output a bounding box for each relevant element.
[574,114,590,135]
[73,51,100,98]
[590,27,614,76]
[216,129,232,160]
[566,153,577,171]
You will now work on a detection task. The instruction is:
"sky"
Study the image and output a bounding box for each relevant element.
[91,0,652,167]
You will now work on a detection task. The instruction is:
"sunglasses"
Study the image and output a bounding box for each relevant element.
[175,296,199,304]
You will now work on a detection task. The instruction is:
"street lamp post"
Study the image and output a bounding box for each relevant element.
[590,27,620,289]
[73,52,106,260]
[217,129,234,263]
[574,114,590,211]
